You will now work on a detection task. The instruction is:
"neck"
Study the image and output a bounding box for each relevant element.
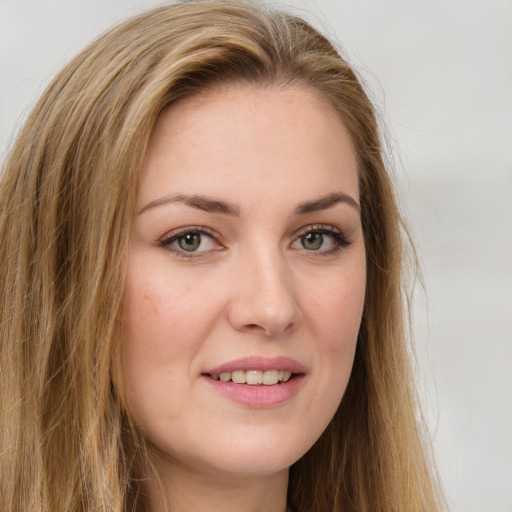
[145,451,290,512]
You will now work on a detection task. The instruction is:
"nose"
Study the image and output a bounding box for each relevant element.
[227,247,303,337]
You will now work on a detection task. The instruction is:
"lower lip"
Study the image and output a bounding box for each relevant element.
[203,375,304,407]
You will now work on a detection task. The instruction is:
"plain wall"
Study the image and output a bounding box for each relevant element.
[1,1,511,510]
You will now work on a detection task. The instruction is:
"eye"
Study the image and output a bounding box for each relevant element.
[176,232,204,252]
[301,232,325,250]
[159,227,221,257]
[292,225,350,255]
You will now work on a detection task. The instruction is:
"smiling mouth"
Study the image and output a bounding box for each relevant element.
[208,370,295,385]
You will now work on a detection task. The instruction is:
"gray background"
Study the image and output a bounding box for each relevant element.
[1,1,511,510]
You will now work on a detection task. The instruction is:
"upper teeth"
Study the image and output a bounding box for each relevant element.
[210,370,293,385]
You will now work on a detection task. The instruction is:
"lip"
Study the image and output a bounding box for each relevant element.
[204,356,305,375]
[202,356,306,408]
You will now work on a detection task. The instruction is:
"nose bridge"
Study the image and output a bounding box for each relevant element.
[228,239,302,336]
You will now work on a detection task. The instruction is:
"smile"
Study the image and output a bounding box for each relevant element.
[203,356,305,407]
[209,369,293,385]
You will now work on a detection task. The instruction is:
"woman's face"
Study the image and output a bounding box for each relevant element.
[122,85,366,478]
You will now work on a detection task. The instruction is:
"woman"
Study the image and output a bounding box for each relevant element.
[0,1,444,511]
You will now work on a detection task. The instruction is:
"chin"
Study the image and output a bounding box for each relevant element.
[151,426,312,478]
[194,451,298,478]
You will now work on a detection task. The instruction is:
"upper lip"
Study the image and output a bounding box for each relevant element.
[203,356,305,376]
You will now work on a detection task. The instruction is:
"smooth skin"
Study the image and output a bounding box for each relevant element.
[122,85,366,512]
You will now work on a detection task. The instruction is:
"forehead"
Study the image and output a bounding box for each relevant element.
[138,85,359,210]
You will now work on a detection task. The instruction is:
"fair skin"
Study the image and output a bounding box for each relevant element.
[122,85,366,512]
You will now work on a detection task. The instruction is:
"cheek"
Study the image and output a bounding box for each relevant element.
[308,263,366,347]
[122,282,184,366]
[300,260,366,418]
[120,262,209,423]
[122,260,219,359]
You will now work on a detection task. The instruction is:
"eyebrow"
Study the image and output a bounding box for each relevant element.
[138,191,359,216]
[294,192,360,214]
[138,194,240,216]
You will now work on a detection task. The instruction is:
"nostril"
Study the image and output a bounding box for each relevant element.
[243,323,269,334]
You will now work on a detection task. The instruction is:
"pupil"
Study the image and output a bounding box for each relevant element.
[303,233,322,250]
[179,233,200,251]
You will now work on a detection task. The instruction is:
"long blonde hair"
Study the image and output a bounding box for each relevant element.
[0,1,443,511]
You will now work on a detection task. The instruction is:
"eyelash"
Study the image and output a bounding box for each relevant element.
[295,224,351,257]
[159,226,221,259]
[158,224,351,259]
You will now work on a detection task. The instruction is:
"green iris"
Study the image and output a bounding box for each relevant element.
[302,232,323,250]
[178,233,201,251]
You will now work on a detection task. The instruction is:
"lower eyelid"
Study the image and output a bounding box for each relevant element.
[291,230,350,253]
[158,227,220,253]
